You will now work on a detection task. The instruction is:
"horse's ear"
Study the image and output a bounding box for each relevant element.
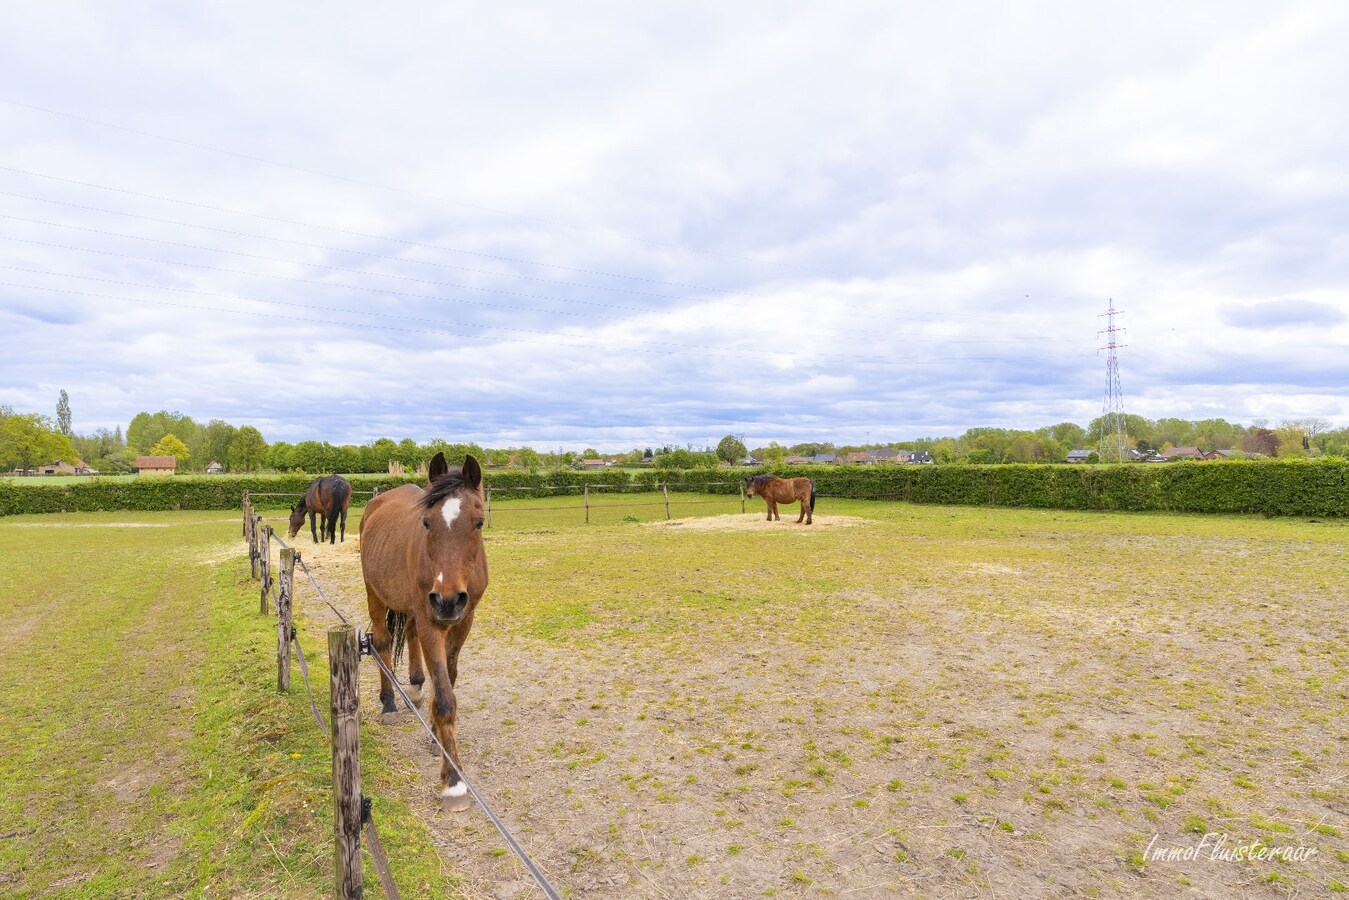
[461,454,483,490]
[427,452,449,484]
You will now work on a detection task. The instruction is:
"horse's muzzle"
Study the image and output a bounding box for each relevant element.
[429,590,470,625]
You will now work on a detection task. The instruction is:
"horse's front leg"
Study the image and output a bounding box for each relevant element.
[770,499,780,521]
[419,624,470,811]
[365,589,398,717]
[446,608,476,686]
[309,510,319,543]
[405,616,426,704]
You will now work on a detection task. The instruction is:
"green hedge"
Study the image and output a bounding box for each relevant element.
[0,474,423,516]
[2,460,1346,517]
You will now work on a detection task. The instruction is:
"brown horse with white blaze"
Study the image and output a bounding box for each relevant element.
[744,474,816,524]
[360,452,488,809]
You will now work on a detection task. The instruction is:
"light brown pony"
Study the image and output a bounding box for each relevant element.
[744,474,816,524]
[360,452,487,809]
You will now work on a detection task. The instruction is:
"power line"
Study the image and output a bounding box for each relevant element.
[1097,299,1128,462]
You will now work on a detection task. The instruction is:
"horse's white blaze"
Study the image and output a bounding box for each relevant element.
[440,497,462,528]
[440,781,468,798]
[435,571,444,585]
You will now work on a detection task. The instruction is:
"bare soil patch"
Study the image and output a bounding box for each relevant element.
[648,513,866,533]
[288,507,1349,899]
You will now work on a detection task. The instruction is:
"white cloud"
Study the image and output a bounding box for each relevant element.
[2,2,1348,450]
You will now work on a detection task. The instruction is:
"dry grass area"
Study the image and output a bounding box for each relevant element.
[290,500,1348,898]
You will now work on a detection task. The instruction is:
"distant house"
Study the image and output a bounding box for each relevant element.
[908,451,934,464]
[807,454,837,464]
[865,448,904,463]
[784,455,809,465]
[205,461,225,474]
[38,461,81,475]
[135,455,177,476]
[1066,449,1094,464]
[580,458,609,470]
[1159,447,1207,461]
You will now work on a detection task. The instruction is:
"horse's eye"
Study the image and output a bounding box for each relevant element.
[422,517,430,529]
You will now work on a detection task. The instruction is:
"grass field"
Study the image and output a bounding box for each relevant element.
[1,496,1346,897]
[0,510,456,898]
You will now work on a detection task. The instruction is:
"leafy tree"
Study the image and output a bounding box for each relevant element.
[290,440,334,473]
[427,442,486,468]
[1242,428,1281,457]
[1038,421,1088,449]
[267,442,294,471]
[715,435,748,466]
[149,433,191,463]
[202,419,237,469]
[56,390,72,436]
[1,413,76,473]
[759,442,785,466]
[517,447,542,473]
[127,410,199,454]
[788,442,834,457]
[582,447,601,460]
[396,438,424,469]
[228,426,268,472]
[655,448,718,469]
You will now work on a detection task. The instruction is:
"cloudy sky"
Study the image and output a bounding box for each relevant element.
[3,3,1347,451]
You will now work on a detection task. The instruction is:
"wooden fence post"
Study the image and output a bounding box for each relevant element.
[584,484,590,525]
[277,548,295,692]
[259,525,272,614]
[329,624,363,899]
[662,483,671,520]
[242,491,250,538]
[485,487,492,529]
[740,483,746,514]
[249,510,259,580]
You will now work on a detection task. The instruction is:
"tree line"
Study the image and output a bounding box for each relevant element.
[2,394,1345,476]
[743,416,1342,465]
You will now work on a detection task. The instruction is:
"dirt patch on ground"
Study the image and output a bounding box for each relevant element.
[286,512,1348,899]
[648,513,866,533]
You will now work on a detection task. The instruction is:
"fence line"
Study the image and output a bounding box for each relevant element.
[242,494,560,900]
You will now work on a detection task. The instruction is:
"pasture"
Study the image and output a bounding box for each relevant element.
[1,497,1345,897]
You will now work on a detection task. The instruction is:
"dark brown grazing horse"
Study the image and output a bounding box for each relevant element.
[288,475,352,544]
[744,474,816,524]
[360,452,487,809]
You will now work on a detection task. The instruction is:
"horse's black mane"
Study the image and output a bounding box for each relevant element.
[746,474,775,488]
[422,472,469,508]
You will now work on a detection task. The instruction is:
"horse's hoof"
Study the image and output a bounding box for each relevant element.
[404,684,423,705]
[439,783,472,812]
[378,711,401,726]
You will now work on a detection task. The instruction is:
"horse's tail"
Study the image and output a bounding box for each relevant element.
[387,609,408,668]
[809,480,817,512]
[331,475,352,510]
